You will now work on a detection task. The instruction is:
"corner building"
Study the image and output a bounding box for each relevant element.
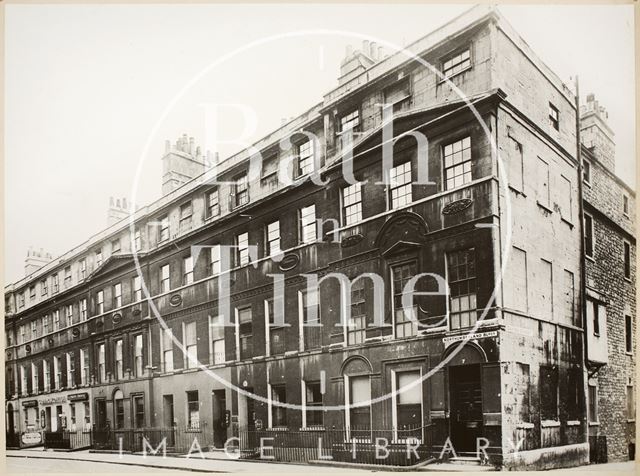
[6,6,593,468]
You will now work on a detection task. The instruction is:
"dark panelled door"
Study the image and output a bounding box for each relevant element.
[449,364,483,453]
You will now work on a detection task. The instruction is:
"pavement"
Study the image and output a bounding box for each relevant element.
[5,447,370,473]
[5,447,638,474]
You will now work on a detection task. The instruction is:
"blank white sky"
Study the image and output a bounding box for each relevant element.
[5,4,635,284]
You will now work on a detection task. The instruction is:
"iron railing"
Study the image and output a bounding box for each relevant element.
[237,425,435,466]
[44,430,92,450]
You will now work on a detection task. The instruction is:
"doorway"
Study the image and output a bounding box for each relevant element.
[7,403,15,434]
[212,390,227,448]
[163,395,175,446]
[449,364,483,454]
[95,399,107,429]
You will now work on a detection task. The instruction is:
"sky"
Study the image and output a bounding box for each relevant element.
[4,3,636,284]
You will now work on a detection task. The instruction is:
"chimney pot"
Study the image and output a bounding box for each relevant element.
[370,42,377,59]
[363,40,370,57]
[345,44,353,57]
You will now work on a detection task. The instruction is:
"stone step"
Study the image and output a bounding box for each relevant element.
[420,462,496,472]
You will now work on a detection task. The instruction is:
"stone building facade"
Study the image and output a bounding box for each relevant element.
[5,5,624,469]
[580,94,636,462]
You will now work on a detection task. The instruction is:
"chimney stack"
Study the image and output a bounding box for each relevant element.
[107,196,130,226]
[580,93,615,171]
[338,41,377,85]
[25,247,53,276]
[162,134,206,195]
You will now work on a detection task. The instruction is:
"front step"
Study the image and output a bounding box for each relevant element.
[420,462,496,472]
[449,456,483,465]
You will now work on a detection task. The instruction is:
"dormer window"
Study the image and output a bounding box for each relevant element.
[442,48,470,79]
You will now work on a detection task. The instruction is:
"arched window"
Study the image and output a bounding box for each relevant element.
[113,390,124,429]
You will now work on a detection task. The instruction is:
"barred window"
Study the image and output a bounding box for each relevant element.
[447,249,477,329]
[443,137,472,190]
[390,162,412,209]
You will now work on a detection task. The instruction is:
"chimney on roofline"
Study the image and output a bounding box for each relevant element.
[25,247,53,276]
[580,93,615,171]
[161,134,208,196]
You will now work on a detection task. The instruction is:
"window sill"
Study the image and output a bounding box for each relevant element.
[589,422,600,427]
[516,422,534,429]
[627,419,636,423]
[583,180,592,188]
[508,186,526,197]
[536,201,553,214]
[586,255,595,263]
[301,427,325,432]
[566,420,581,427]
[561,218,574,229]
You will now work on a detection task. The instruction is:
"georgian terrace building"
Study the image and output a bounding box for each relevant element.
[5,6,590,469]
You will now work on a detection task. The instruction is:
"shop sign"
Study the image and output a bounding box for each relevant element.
[40,396,68,405]
[22,400,38,408]
[21,432,42,445]
[68,393,89,402]
[442,331,497,345]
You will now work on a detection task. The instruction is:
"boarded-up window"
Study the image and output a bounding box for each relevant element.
[540,365,558,420]
[481,363,501,413]
[515,363,530,422]
[508,137,524,192]
[566,368,581,420]
[559,176,572,222]
[539,259,553,319]
[504,247,527,312]
[536,157,550,208]
[563,270,576,326]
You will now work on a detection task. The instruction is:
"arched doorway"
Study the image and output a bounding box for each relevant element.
[444,343,486,453]
[113,390,124,430]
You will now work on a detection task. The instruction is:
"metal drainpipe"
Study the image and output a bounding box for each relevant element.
[575,77,589,367]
